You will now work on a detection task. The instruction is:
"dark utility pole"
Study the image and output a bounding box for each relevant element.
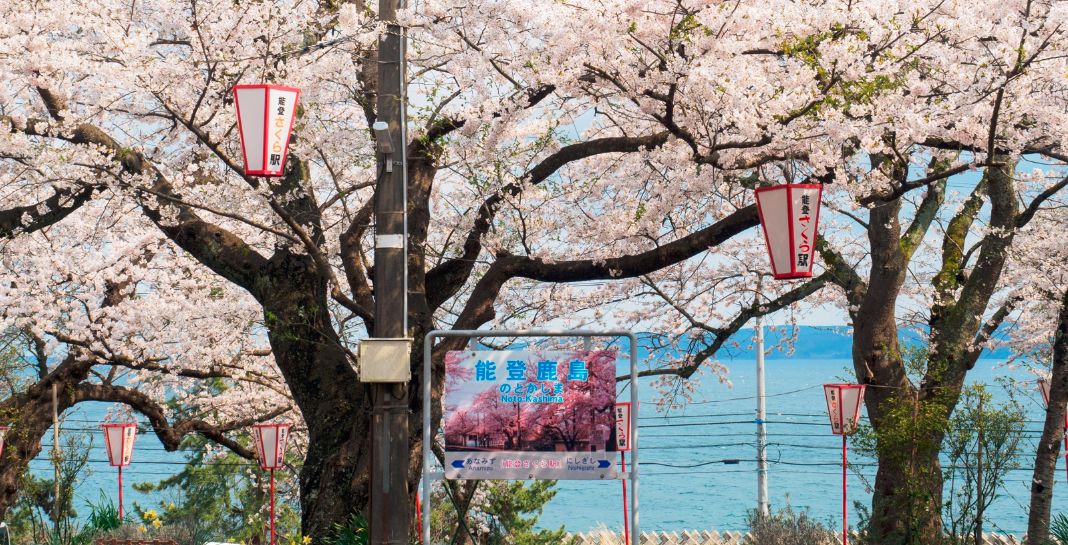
[371,0,410,540]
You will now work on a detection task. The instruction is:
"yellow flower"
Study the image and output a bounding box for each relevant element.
[151,519,162,529]
[302,537,312,545]
[138,525,146,533]
[143,509,158,522]
[167,502,176,510]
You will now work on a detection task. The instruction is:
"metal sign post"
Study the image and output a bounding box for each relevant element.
[422,330,639,545]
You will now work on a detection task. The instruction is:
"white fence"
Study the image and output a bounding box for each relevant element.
[566,530,1024,545]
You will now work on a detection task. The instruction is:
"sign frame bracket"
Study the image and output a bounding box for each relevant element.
[421,329,640,544]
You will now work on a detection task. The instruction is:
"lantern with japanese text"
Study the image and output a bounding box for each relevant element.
[232,85,300,177]
[823,384,865,545]
[100,423,137,519]
[1037,378,1068,484]
[755,184,823,279]
[252,423,291,545]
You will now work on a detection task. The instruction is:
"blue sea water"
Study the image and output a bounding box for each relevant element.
[29,335,1058,536]
[538,355,1058,535]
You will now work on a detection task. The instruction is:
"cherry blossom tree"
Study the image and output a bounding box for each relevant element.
[996,206,1068,544]
[803,0,1068,532]
[0,205,294,511]
[1,0,1067,541]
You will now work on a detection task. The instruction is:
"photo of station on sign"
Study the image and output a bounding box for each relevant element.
[443,350,619,480]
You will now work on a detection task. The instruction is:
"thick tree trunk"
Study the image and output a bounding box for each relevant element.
[856,158,1019,545]
[852,194,946,543]
[1026,286,1068,545]
[0,399,65,515]
[0,363,94,517]
[867,400,947,544]
[259,256,373,540]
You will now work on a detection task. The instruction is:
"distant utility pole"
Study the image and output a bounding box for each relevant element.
[370,0,410,540]
[755,278,769,516]
[52,383,61,533]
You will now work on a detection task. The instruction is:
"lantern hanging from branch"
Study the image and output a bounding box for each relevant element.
[232,85,301,177]
[755,184,824,279]
[1037,378,1068,485]
[252,423,291,545]
[100,423,137,520]
[823,383,865,545]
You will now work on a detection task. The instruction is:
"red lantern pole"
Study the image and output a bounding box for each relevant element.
[416,494,424,545]
[621,452,630,545]
[842,434,847,545]
[101,423,136,521]
[270,468,276,545]
[824,384,864,545]
[252,423,290,545]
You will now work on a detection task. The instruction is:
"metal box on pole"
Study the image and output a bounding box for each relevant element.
[358,338,413,383]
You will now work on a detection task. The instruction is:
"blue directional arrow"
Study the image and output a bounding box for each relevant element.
[451,460,465,468]
[598,460,612,469]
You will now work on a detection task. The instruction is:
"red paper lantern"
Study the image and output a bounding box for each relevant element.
[101,422,137,520]
[232,84,301,177]
[823,384,865,436]
[755,184,824,279]
[1039,378,1052,408]
[252,422,291,470]
[101,423,137,466]
[823,384,865,545]
[253,423,291,545]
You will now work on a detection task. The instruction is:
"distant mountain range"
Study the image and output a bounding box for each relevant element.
[693,325,1013,360]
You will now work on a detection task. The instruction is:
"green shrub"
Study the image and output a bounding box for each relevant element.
[745,504,837,545]
[1050,513,1068,545]
[326,512,368,545]
[84,495,121,534]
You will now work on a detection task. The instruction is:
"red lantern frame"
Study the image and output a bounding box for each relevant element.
[252,422,291,471]
[232,84,301,177]
[101,423,137,520]
[252,422,291,545]
[755,183,824,280]
[823,384,865,545]
[823,383,865,436]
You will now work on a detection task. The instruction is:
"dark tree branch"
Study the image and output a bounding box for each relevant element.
[901,177,948,263]
[426,131,672,310]
[861,162,977,206]
[1016,173,1068,229]
[629,272,830,380]
[0,182,99,238]
[453,204,759,330]
[964,296,1019,371]
[74,382,290,460]
[816,237,867,311]
[4,107,272,295]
